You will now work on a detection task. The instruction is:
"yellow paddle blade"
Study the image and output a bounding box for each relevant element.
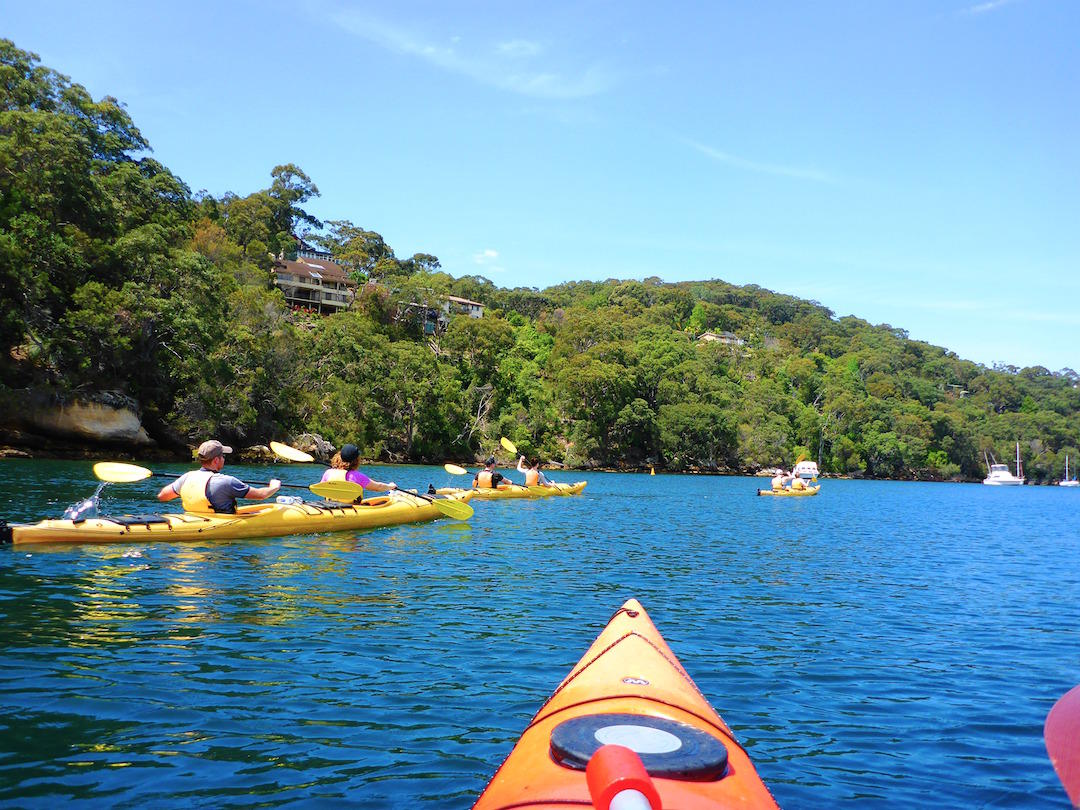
[309,480,364,501]
[500,436,518,455]
[93,462,153,483]
[444,463,468,475]
[270,441,315,463]
[433,498,474,520]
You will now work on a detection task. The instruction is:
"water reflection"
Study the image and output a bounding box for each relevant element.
[1,466,1078,806]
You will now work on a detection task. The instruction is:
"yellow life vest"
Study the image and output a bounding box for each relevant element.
[179,469,216,514]
[525,469,539,487]
[476,470,494,488]
[792,478,806,490]
[771,474,784,489]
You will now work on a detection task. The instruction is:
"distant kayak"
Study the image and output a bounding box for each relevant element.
[758,485,820,497]
[473,598,778,809]
[1,490,474,546]
[437,481,586,500]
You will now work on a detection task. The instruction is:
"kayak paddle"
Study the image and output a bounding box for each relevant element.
[93,462,367,507]
[272,442,472,520]
[444,463,468,475]
[1046,684,1080,806]
[500,436,518,455]
[269,440,316,463]
[308,480,365,501]
[93,461,314,494]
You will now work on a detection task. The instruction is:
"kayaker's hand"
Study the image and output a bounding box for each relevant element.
[388,482,397,490]
[268,478,281,494]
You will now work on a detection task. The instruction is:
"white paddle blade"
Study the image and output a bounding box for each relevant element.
[270,441,315,463]
[93,462,153,483]
[444,463,468,475]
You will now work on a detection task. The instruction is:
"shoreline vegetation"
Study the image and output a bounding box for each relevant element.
[2,39,1078,486]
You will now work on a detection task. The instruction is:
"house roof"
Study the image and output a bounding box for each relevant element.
[274,257,357,287]
[698,330,742,341]
[445,295,484,307]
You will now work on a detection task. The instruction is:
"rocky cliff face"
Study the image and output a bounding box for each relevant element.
[2,389,153,448]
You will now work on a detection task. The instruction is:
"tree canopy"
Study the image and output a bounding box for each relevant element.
[2,39,1078,481]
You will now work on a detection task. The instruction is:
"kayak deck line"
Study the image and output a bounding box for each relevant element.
[525,628,746,754]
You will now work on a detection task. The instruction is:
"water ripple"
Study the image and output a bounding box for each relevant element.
[1,464,1078,806]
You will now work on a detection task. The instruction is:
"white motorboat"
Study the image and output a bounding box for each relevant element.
[1060,455,1080,488]
[793,460,820,482]
[983,442,1025,486]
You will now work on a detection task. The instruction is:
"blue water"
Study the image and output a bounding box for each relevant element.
[1,459,1077,807]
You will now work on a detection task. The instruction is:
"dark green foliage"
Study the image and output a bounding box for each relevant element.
[2,40,1078,479]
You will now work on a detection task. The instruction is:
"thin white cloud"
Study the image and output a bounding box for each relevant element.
[683,138,836,183]
[961,0,1021,15]
[473,248,504,273]
[326,9,617,99]
[497,39,542,58]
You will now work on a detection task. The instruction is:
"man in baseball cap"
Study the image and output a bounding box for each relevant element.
[158,439,280,514]
[196,440,232,461]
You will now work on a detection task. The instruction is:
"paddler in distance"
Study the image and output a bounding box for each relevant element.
[517,455,554,488]
[158,440,280,514]
[770,468,793,491]
[474,456,514,489]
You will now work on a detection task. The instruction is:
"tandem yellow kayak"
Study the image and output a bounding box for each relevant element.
[757,485,820,497]
[436,481,586,500]
[0,490,474,546]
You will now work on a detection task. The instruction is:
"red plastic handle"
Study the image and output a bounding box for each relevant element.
[586,744,662,810]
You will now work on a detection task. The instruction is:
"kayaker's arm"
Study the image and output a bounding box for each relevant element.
[157,483,179,502]
[245,479,281,500]
[365,480,397,492]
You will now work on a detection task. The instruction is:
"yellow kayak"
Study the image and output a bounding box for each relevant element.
[1,491,474,546]
[757,485,820,497]
[436,481,586,500]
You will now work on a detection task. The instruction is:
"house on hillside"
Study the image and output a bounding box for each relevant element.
[444,295,485,319]
[697,330,744,346]
[272,256,357,315]
[399,294,486,336]
[292,235,333,262]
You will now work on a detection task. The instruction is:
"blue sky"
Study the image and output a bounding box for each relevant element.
[5,0,1078,371]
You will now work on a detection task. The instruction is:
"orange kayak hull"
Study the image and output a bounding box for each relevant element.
[473,599,778,809]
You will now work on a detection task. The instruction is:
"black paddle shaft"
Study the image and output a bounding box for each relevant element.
[153,472,308,491]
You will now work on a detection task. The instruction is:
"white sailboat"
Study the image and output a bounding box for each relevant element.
[983,442,1025,486]
[1060,455,1080,488]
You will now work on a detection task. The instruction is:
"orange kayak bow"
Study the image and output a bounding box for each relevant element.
[474,599,778,809]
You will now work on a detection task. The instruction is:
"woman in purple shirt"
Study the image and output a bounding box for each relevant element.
[320,443,397,495]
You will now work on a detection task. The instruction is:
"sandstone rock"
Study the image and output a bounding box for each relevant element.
[19,392,153,445]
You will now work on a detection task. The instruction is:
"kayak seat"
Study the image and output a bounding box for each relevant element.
[550,712,729,780]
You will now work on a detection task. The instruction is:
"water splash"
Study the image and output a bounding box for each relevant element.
[62,481,108,522]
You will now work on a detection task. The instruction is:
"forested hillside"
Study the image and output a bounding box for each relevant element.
[2,40,1078,481]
